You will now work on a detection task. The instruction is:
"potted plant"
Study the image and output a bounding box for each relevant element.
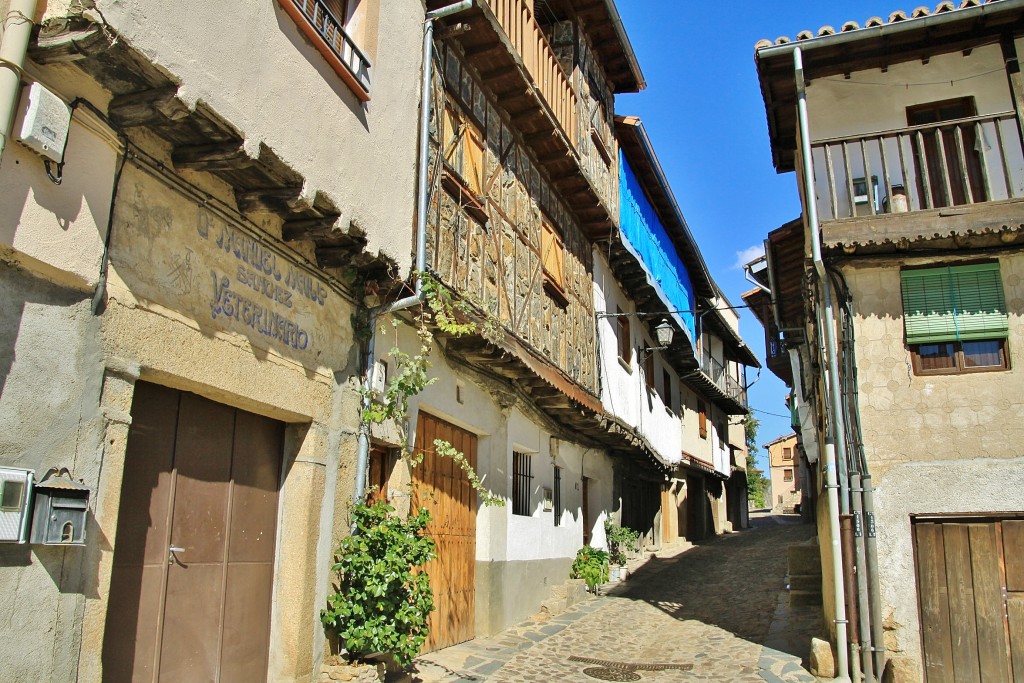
[604,520,640,582]
[321,500,436,679]
[570,545,610,593]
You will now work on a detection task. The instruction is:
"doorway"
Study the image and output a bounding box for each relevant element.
[102,382,284,682]
[908,97,987,208]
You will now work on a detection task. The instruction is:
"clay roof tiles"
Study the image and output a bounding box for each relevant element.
[757,0,1003,48]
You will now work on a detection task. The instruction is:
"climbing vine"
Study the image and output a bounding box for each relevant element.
[361,271,505,506]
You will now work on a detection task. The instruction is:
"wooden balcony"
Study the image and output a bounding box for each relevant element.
[810,112,1024,223]
[429,0,619,236]
[482,0,577,148]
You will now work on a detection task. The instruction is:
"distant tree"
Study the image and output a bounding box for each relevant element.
[744,415,768,508]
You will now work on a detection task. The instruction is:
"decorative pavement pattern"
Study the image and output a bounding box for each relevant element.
[409,515,823,682]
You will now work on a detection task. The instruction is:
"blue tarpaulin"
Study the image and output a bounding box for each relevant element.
[618,150,697,346]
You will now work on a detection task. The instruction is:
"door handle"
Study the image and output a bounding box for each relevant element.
[168,545,185,565]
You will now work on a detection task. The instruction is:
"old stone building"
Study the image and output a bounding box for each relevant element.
[0,0,422,680]
[746,2,1024,681]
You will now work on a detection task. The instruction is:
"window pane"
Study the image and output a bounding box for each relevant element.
[962,340,1004,368]
[916,343,956,370]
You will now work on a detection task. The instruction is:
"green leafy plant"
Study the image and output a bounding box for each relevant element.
[604,521,641,566]
[570,545,609,592]
[321,501,436,666]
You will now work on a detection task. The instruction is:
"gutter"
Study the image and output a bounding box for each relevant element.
[0,0,40,162]
[756,0,1023,61]
[795,45,852,683]
[351,0,473,511]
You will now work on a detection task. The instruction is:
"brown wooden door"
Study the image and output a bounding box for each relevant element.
[103,382,283,683]
[908,98,987,208]
[411,412,477,654]
[582,476,590,546]
[914,518,1024,683]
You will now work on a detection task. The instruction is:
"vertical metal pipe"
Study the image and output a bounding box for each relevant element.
[795,46,851,682]
[0,0,40,162]
[352,1,471,516]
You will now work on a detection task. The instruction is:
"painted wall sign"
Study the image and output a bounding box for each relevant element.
[111,164,351,369]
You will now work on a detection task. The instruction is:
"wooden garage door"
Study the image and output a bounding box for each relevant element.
[914,518,1024,683]
[411,412,477,654]
[102,382,284,682]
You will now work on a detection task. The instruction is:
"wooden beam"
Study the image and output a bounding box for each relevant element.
[172,141,251,171]
[315,246,359,268]
[235,186,306,214]
[463,42,503,58]
[480,65,518,81]
[109,87,190,127]
[1001,35,1024,147]
[282,216,350,242]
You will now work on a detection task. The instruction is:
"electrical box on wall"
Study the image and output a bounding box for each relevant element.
[0,468,34,543]
[30,474,90,546]
[14,82,72,163]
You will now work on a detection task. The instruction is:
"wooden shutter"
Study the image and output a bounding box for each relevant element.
[901,264,1007,344]
[698,400,708,439]
[617,309,631,365]
[541,219,565,291]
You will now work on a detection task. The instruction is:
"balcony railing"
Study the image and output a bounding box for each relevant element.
[810,112,1024,221]
[287,0,372,96]
[700,350,747,408]
[483,0,578,146]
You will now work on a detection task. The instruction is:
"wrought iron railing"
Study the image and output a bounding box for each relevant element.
[290,0,372,94]
[700,350,747,407]
[483,0,578,146]
[810,112,1024,221]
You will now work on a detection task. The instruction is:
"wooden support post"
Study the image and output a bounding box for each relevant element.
[1001,35,1024,147]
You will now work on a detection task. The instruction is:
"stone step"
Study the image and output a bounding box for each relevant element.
[789,589,823,607]
[789,573,823,593]
[787,542,822,577]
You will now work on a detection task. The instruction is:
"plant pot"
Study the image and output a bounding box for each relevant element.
[609,564,629,582]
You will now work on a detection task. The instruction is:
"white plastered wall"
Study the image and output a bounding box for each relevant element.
[592,249,683,465]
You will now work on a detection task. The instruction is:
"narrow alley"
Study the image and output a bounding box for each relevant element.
[412,515,822,683]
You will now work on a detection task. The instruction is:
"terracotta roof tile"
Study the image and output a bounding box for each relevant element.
[758,0,1005,49]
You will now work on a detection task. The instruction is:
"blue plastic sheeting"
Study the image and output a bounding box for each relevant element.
[618,150,697,346]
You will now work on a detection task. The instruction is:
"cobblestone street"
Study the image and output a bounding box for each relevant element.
[410,515,823,683]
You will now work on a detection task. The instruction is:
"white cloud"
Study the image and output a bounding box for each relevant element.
[732,244,765,270]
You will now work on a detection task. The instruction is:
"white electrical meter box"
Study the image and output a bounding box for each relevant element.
[0,467,34,544]
[14,82,72,163]
[370,359,388,396]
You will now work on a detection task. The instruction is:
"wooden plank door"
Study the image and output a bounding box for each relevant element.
[103,382,283,682]
[411,412,477,654]
[914,519,1018,683]
[582,476,590,546]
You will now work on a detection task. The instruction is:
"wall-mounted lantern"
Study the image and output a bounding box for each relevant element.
[0,467,34,543]
[30,469,90,546]
[654,320,675,348]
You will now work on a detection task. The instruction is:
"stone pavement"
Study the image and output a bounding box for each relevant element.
[407,514,825,682]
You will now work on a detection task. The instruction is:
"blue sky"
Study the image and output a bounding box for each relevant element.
[614,1,901,467]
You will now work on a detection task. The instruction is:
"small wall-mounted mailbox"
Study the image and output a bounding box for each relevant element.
[30,473,90,546]
[0,467,34,543]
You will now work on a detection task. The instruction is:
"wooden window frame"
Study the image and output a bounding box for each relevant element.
[616,308,631,369]
[661,368,673,412]
[782,447,793,461]
[783,468,794,483]
[553,466,562,527]
[541,217,569,306]
[910,339,1009,376]
[440,103,488,223]
[643,345,655,391]
[901,262,1010,376]
[698,400,708,440]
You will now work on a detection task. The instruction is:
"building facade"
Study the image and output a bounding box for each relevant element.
[747,2,1024,681]
[764,433,802,513]
[0,0,422,681]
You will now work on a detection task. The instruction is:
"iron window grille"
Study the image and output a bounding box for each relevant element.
[553,466,562,526]
[512,451,533,516]
[286,0,372,96]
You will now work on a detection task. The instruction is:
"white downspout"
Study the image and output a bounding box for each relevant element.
[351,0,472,510]
[0,0,39,162]
[794,45,851,682]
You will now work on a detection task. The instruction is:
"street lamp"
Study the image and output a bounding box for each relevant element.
[654,320,674,349]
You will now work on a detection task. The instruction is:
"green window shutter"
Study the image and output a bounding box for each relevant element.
[901,268,956,344]
[950,263,1008,340]
[900,263,1008,345]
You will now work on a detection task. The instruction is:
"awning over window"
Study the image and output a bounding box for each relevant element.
[901,263,1008,345]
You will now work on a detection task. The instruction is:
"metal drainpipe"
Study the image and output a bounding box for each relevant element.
[794,45,851,683]
[0,0,39,162]
[351,0,472,516]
